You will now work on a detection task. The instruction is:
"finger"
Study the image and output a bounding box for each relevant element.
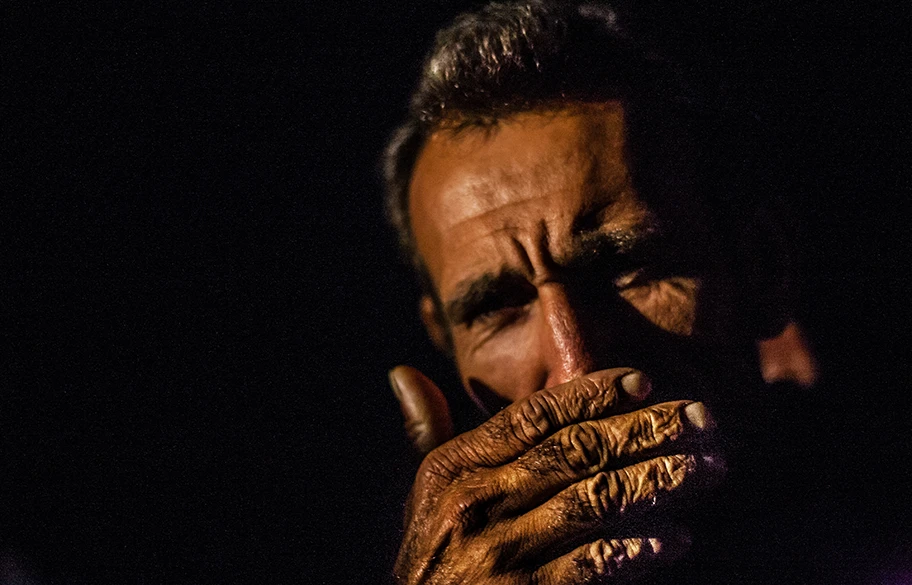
[495,401,716,512]
[504,453,723,562]
[438,368,652,470]
[389,366,454,454]
[532,532,690,585]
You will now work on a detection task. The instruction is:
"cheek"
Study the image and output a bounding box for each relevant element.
[619,277,699,336]
[452,324,545,405]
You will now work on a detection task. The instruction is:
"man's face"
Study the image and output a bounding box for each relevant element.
[409,103,749,411]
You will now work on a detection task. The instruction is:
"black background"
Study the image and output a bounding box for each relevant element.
[3,1,910,583]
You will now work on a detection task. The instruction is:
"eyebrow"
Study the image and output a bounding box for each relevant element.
[559,224,659,272]
[443,225,659,326]
[444,269,535,326]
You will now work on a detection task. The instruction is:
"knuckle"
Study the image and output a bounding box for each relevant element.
[585,538,624,578]
[657,453,696,489]
[512,392,557,444]
[631,454,696,503]
[600,417,634,456]
[609,403,684,457]
[557,423,604,473]
[416,448,465,488]
[612,467,635,511]
[439,488,488,536]
[578,471,621,521]
[576,374,618,411]
[417,453,446,483]
[640,405,681,447]
[511,374,620,444]
[574,375,605,401]
[582,538,654,579]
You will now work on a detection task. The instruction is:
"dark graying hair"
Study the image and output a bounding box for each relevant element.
[383,1,694,295]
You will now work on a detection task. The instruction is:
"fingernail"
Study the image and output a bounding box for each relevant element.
[647,530,691,562]
[647,537,663,555]
[683,402,715,431]
[388,369,403,402]
[620,371,652,400]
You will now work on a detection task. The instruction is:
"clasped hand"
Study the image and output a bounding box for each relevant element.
[390,367,723,585]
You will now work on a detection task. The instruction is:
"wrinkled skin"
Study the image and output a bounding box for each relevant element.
[392,104,805,583]
[391,367,721,584]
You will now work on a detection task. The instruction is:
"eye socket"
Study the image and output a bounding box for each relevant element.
[469,303,530,330]
[454,271,538,330]
[613,267,651,290]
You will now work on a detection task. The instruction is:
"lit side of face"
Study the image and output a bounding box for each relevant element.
[409,103,733,411]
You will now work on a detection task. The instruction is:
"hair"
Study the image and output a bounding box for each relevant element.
[383,1,721,297]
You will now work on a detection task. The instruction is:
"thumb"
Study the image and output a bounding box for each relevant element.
[388,365,455,455]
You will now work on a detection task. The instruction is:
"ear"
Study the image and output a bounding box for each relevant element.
[420,295,450,353]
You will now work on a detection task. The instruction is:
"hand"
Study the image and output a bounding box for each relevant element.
[388,366,722,585]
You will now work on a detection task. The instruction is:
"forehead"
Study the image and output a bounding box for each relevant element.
[408,103,649,295]
[411,105,628,229]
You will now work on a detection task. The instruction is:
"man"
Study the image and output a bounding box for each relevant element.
[382,2,817,583]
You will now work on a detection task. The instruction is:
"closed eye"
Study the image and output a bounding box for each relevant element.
[446,270,537,328]
[468,301,532,329]
[613,267,650,289]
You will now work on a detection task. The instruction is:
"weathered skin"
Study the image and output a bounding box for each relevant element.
[392,104,764,583]
[391,367,720,584]
[408,105,720,408]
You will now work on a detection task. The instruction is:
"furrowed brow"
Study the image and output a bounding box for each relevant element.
[560,224,659,272]
[445,269,534,326]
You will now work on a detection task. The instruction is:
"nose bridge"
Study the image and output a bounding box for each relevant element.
[539,285,596,387]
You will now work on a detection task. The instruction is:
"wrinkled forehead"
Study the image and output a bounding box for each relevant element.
[407,103,647,289]
[409,104,629,234]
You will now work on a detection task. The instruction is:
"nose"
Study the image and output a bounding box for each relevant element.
[538,284,599,388]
